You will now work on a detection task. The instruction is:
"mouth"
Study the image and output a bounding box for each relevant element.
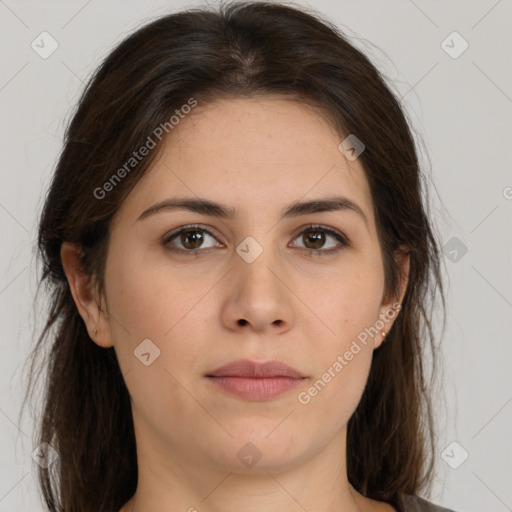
[205,359,307,401]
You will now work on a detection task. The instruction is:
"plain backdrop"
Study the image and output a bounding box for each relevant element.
[1,0,511,511]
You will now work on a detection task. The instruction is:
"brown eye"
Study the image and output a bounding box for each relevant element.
[163,225,221,253]
[291,225,349,256]
[179,229,206,250]
[302,230,326,249]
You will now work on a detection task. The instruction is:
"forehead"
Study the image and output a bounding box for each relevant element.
[118,96,375,226]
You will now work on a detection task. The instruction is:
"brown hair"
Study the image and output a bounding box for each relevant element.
[23,2,446,511]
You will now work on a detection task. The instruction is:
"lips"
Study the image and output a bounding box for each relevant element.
[205,359,307,401]
[206,359,306,379]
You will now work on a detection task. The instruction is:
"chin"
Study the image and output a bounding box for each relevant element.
[204,427,311,474]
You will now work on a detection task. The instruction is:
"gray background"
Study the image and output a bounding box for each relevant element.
[1,0,511,510]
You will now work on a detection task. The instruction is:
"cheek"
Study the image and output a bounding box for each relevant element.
[292,332,373,454]
[295,259,383,409]
[298,305,376,433]
[305,259,384,343]
[104,246,214,377]
[105,243,204,340]
[105,256,209,438]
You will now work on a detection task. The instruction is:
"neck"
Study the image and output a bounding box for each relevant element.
[121,421,369,512]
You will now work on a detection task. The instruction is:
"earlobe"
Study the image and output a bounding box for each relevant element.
[60,242,113,348]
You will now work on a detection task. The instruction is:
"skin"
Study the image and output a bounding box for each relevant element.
[61,96,409,512]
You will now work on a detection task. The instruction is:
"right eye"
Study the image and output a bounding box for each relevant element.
[162,225,223,254]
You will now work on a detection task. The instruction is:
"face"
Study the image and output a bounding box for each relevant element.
[80,97,406,474]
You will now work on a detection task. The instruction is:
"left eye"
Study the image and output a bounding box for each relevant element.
[290,225,349,255]
[163,224,349,256]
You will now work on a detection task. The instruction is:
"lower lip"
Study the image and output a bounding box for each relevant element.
[206,376,305,400]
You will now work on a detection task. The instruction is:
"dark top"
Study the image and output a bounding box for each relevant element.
[395,494,456,512]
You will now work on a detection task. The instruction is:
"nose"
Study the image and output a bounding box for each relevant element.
[220,247,295,334]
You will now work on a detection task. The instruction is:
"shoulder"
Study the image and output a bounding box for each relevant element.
[396,494,457,512]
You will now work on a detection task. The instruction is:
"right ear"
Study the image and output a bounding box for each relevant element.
[60,242,113,348]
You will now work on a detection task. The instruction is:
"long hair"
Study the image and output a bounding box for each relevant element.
[23,2,446,511]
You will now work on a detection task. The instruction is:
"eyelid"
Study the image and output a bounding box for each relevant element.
[291,223,348,245]
[163,223,220,241]
[162,223,223,250]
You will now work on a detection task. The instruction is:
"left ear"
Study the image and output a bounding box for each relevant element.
[374,245,410,349]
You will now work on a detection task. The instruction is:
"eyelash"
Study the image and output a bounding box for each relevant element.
[162,224,349,257]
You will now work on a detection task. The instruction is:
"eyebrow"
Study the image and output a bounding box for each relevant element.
[137,195,369,228]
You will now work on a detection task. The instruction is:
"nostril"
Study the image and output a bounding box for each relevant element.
[238,319,248,326]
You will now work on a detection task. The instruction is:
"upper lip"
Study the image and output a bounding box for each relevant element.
[206,359,306,378]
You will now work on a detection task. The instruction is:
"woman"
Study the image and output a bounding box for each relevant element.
[26,2,455,511]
